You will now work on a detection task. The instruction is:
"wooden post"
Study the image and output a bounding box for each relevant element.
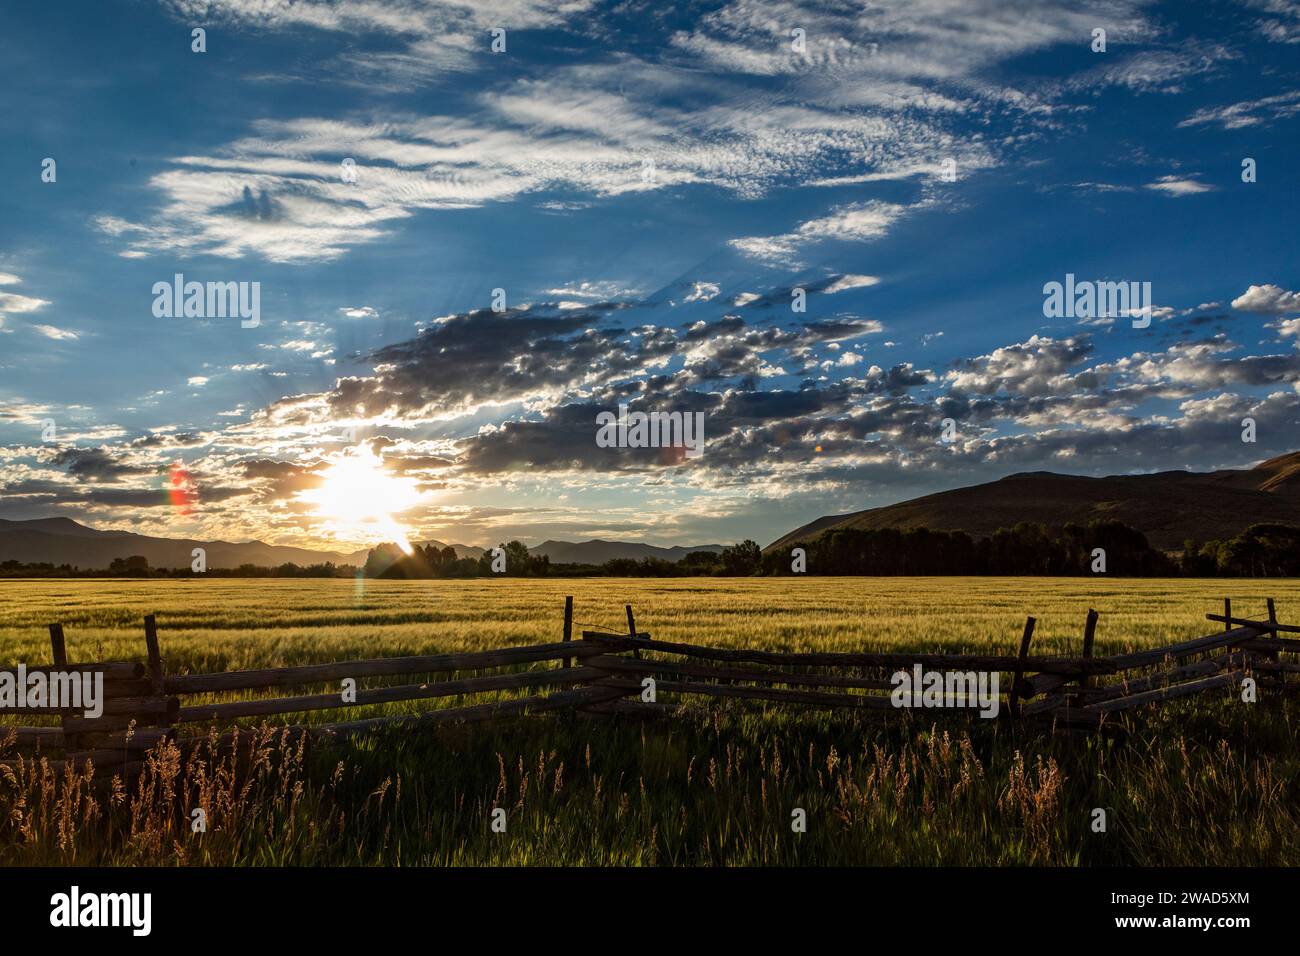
[626,604,640,660]
[1223,597,1231,633]
[1079,608,1098,690]
[1009,616,1036,718]
[562,596,573,669]
[49,623,67,667]
[49,623,82,759]
[143,614,164,695]
[1266,597,1282,676]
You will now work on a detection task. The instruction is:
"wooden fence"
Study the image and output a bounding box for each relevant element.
[2,598,1295,775]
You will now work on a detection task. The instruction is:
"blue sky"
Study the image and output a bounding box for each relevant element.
[1,0,1298,553]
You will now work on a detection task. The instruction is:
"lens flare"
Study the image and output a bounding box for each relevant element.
[168,461,196,516]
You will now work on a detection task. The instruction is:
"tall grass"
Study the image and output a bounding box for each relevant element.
[2,696,1296,866]
[1,578,1296,865]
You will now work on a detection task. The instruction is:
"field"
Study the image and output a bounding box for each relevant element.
[2,576,1299,866]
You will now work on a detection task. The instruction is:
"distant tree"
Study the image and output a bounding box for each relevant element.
[720,540,762,576]
[109,555,150,575]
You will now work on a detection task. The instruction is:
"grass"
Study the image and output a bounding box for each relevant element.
[1,576,1298,866]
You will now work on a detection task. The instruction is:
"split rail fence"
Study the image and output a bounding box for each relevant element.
[2,598,1295,776]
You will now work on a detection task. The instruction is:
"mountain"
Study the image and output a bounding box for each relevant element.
[767,452,1300,553]
[0,517,372,569]
[529,539,726,564]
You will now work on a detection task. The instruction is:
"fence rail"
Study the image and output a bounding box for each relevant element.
[2,596,1294,775]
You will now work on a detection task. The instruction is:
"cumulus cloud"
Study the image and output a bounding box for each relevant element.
[1232,284,1300,315]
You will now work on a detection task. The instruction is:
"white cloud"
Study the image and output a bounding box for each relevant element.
[1179,89,1300,129]
[545,280,638,301]
[0,273,51,323]
[340,306,379,318]
[684,282,721,303]
[32,324,78,341]
[1145,175,1213,196]
[1232,284,1300,315]
[731,200,918,267]
[823,274,880,294]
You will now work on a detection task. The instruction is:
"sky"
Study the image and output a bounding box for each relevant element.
[1,0,1298,554]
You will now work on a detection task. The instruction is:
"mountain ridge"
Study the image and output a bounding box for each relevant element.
[0,519,725,569]
[767,452,1300,553]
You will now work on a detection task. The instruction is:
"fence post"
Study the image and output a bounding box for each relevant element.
[562,596,573,669]
[1073,608,1098,699]
[1223,597,1231,632]
[626,604,640,660]
[49,622,86,763]
[1265,597,1282,674]
[143,614,164,695]
[49,623,67,667]
[1009,616,1036,718]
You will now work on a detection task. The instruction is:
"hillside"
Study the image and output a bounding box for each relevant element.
[0,519,720,570]
[0,518,372,570]
[767,452,1300,552]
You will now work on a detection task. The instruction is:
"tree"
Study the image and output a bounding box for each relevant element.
[109,555,150,575]
[720,540,761,576]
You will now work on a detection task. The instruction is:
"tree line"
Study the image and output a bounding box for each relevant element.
[2,521,1297,578]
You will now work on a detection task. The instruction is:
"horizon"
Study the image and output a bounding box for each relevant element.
[2,1,1299,553]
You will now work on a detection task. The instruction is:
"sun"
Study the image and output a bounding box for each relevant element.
[299,451,423,553]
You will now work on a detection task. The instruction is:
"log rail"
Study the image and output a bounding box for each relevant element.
[2,596,1295,774]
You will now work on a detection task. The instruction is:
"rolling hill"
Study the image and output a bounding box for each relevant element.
[0,519,719,570]
[767,452,1300,553]
[0,518,373,570]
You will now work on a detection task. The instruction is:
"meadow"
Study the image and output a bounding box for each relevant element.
[1,577,1298,866]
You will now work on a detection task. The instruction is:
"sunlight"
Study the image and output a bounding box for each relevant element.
[299,451,423,553]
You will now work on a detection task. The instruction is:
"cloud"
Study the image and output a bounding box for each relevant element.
[50,447,151,483]
[822,274,880,294]
[683,282,721,303]
[1067,43,1229,94]
[0,273,51,327]
[1245,0,1300,44]
[1232,284,1300,315]
[340,306,379,319]
[112,0,1151,264]
[547,281,640,301]
[731,200,920,267]
[32,324,78,341]
[1145,175,1213,196]
[947,336,1094,397]
[1179,89,1300,129]
[158,0,598,80]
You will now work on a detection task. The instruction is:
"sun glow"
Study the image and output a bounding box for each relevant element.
[299,452,423,553]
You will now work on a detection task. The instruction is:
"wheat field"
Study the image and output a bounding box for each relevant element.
[1,577,1297,867]
[3,576,1297,669]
